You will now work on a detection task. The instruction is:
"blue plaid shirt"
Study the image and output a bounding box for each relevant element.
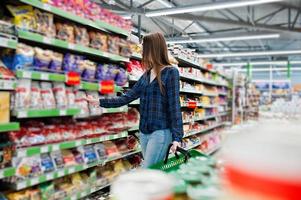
[99,66,183,142]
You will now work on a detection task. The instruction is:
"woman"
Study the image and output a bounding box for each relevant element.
[86,32,183,168]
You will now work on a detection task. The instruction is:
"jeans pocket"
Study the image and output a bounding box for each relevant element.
[151,129,171,144]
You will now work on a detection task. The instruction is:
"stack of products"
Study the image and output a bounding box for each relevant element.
[168,45,207,67]
[126,59,144,80]
[245,84,260,120]
[3,155,142,200]
[7,110,139,148]
[6,4,132,53]
[3,43,128,85]
[180,80,203,93]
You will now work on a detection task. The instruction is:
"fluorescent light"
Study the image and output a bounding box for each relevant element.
[214,60,301,67]
[145,0,283,17]
[166,33,280,44]
[157,0,173,8]
[198,50,301,58]
[239,67,301,72]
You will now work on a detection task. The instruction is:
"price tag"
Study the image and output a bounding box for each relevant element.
[43,37,51,44]
[31,177,39,185]
[68,43,75,49]
[52,145,59,151]
[187,101,197,109]
[18,181,26,189]
[40,73,49,80]
[46,173,53,180]
[41,146,49,153]
[71,196,77,200]
[17,149,26,157]
[0,170,4,178]
[43,4,51,11]
[69,167,76,174]
[0,38,8,47]
[18,111,28,118]
[75,140,82,146]
[66,71,80,86]
[86,139,92,144]
[59,110,67,116]
[22,71,31,79]
[58,170,64,177]
[99,80,114,94]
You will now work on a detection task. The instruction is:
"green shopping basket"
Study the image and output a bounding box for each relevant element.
[149,144,208,173]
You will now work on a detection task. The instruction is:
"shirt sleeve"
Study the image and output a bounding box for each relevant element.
[166,67,184,142]
[99,76,144,108]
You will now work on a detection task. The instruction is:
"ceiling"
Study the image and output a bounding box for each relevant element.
[97,0,301,66]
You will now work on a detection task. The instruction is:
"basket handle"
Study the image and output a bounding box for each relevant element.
[164,144,191,164]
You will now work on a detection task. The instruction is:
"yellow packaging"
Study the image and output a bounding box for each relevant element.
[0,92,10,123]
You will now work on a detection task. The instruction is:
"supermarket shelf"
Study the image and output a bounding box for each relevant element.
[202,104,218,108]
[202,92,218,97]
[4,148,141,190]
[128,75,140,82]
[175,56,207,71]
[0,79,16,90]
[16,70,124,92]
[206,145,221,155]
[183,114,221,124]
[180,73,227,87]
[13,108,80,118]
[14,131,128,158]
[65,183,110,200]
[0,36,17,49]
[128,125,139,132]
[131,53,142,60]
[180,89,203,95]
[0,122,20,133]
[183,123,225,138]
[218,92,228,96]
[102,106,128,114]
[19,0,130,37]
[18,30,129,62]
[129,99,140,105]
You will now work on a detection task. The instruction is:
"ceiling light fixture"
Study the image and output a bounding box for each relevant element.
[166,33,280,44]
[198,50,301,58]
[238,67,301,72]
[145,0,283,17]
[214,60,301,66]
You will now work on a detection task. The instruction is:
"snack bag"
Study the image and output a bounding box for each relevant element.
[56,22,74,43]
[6,5,36,30]
[40,82,56,109]
[39,182,55,200]
[12,44,34,70]
[66,86,76,108]
[86,91,102,116]
[51,150,64,169]
[30,81,42,109]
[52,82,67,108]
[74,26,89,46]
[15,79,31,110]
[81,60,96,81]
[49,52,63,72]
[61,150,76,166]
[74,91,89,117]
[108,36,120,54]
[77,145,97,164]
[115,67,128,86]
[13,156,42,178]
[34,9,55,37]
[89,32,108,51]
[33,47,53,71]
[94,143,106,160]
[40,153,55,173]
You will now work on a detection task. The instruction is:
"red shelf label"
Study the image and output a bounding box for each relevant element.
[100,80,115,94]
[66,72,80,86]
[187,101,197,109]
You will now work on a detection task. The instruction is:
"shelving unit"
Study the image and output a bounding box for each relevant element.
[0,1,138,199]
[18,30,129,62]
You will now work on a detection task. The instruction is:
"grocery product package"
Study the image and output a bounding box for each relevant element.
[0,92,10,123]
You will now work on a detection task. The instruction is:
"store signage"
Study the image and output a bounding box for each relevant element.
[187,101,197,109]
[100,80,115,94]
[66,71,80,86]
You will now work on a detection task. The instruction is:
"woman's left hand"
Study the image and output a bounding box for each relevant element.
[171,141,181,153]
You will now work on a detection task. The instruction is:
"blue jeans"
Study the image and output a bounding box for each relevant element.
[140,129,172,168]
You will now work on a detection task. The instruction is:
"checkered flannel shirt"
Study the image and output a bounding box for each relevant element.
[99,66,183,142]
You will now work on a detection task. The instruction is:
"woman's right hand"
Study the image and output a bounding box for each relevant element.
[85,95,99,107]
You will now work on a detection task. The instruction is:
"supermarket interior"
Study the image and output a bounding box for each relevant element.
[1,0,301,199]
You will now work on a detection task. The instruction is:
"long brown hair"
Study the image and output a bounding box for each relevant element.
[142,32,171,93]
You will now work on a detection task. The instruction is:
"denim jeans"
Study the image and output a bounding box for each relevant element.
[140,129,172,168]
